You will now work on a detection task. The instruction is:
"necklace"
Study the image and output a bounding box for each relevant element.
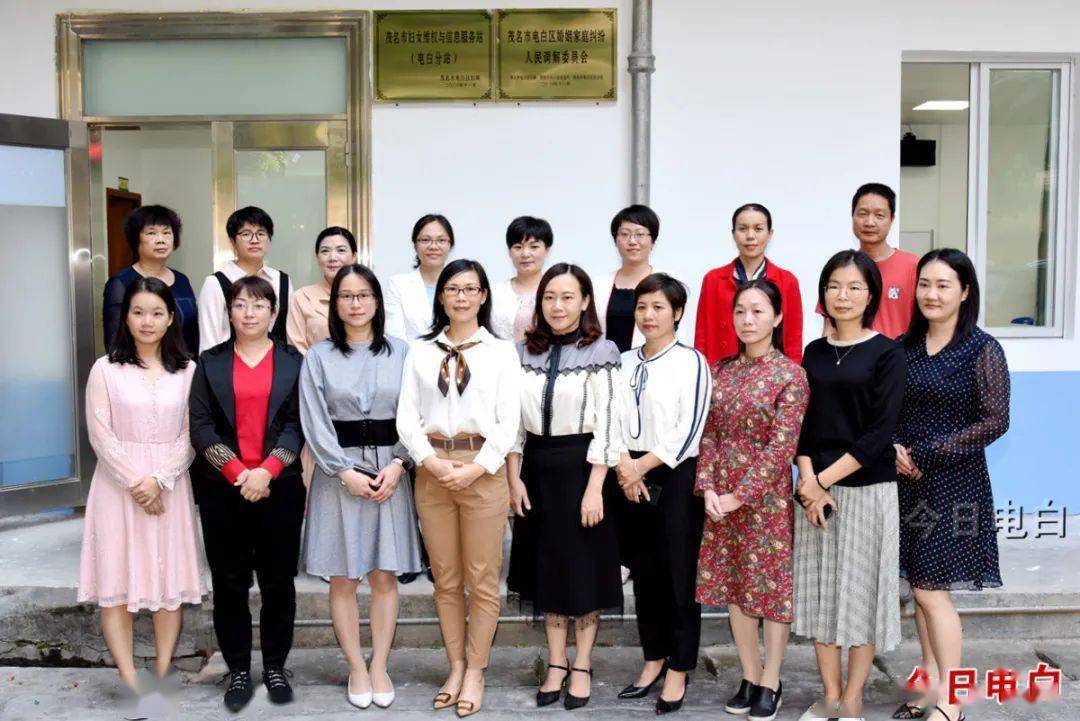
[833,343,856,366]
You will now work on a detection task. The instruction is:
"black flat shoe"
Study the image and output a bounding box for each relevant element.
[747,681,781,721]
[564,667,592,710]
[536,663,568,707]
[724,678,759,715]
[618,662,668,699]
[222,670,254,712]
[262,665,294,705]
[892,701,926,718]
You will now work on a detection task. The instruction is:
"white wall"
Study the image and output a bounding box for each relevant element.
[652,0,1080,371]
[2,0,1079,370]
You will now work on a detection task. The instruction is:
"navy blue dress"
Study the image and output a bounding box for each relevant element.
[102,267,199,355]
[894,328,1010,591]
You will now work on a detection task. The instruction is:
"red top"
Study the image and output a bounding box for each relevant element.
[814,247,920,339]
[694,259,804,365]
[221,349,286,484]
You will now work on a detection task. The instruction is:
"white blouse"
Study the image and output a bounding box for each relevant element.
[396,326,521,474]
[511,335,622,467]
[384,269,435,341]
[196,260,293,354]
[490,279,536,342]
[615,339,711,468]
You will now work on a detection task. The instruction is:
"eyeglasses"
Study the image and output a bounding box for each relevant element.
[337,291,376,304]
[616,230,652,242]
[416,237,451,247]
[236,230,270,242]
[231,301,272,313]
[443,285,483,298]
[824,283,868,296]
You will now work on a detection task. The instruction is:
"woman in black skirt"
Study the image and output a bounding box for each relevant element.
[506,263,623,710]
[612,273,711,714]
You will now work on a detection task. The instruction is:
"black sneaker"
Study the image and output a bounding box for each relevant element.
[724,678,758,715]
[747,680,782,721]
[397,571,421,584]
[262,665,295,705]
[222,670,254,712]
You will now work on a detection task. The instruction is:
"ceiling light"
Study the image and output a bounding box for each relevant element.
[913,100,970,111]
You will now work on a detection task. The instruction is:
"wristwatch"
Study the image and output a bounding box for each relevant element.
[392,457,413,472]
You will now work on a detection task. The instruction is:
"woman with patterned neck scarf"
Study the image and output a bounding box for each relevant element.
[396,259,521,717]
[506,264,622,710]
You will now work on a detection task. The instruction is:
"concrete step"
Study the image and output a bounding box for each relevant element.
[3,511,1080,667]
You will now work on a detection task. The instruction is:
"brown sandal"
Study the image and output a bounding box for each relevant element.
[433,691,459,710]
[456,699,481,718]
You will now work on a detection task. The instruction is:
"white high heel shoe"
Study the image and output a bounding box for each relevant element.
[347,674,373,709]
[373,672,395,708]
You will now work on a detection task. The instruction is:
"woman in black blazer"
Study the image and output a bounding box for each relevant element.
[189,275,305,713]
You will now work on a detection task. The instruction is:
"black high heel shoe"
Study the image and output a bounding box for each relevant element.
[564,667,592,710]
[618,662,668,699]
[536,663,568,707]
[655,675,689,715]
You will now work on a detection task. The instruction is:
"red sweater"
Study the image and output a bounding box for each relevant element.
[694,259,804,365]
[221,351,286,484]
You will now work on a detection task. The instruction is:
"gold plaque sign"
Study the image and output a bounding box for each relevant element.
[497,9,617,101]
[375,11,494,101]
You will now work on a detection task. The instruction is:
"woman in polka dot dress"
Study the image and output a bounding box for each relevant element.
[892,249,1010,721]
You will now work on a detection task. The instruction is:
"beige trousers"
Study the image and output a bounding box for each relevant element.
[415,446,508,669]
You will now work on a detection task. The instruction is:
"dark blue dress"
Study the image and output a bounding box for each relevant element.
[894,327,1010,591]
[102,267,199,355]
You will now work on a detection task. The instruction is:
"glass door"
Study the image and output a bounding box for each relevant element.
[212,121,349,287]
[0,114,93,516]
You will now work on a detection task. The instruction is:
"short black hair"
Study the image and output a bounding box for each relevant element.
[227,206,274,240]
[634,272,688,329]
[421,259,494,340]
[731,203,773,231]
[329,264,390,357]
[411,213,455,268]
[124,205,182,258]
[851,183,896,217]
[225,275,277,313]
[904,248,980,351]
[315,226,357,255]
[505,216,554,249]
[108,276,191,371]
[817,250,882,329]
[610,204,660,242]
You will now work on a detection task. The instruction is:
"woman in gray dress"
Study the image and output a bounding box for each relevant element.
[300,264,422,710]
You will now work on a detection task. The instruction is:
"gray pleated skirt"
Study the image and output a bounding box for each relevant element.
[302,444,423,579]
[793,482,900,651]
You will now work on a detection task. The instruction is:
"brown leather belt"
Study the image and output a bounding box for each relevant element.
[428,433,486,451]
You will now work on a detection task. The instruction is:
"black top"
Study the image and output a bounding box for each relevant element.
[796,333,906,487]
[606,287,636,352]
[103,266,199,355]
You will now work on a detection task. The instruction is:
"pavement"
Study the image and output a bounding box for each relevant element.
[3,641,1080,720]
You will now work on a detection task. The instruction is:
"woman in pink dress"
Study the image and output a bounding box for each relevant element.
[694,278,807,721]
[78,277,205,692]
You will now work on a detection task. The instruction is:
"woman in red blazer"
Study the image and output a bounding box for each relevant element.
[694,204,803,364]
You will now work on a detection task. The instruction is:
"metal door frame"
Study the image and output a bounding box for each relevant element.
[0,114,93,516]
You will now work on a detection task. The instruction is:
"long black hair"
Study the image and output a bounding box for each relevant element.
[421,259,494,340]
[315,226,357,254]
[328,264,390,357]
[729,278,785,359]
[108,277,191,372]
[817,249,881,329]
[903,248,980,351]
[524,263,603,354]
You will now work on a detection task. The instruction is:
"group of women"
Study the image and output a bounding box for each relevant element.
[80,186,1009,721]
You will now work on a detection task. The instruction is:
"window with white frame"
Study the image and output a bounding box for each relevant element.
[900,60,1071,337]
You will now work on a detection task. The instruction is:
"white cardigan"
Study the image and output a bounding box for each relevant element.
[591,268,689,348]
[384,269,434,341]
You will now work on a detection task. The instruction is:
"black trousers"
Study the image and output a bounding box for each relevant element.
[198,474,306,673]
[618,455,704,672]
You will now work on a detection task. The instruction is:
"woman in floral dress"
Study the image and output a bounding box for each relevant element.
[695,279,807,721]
